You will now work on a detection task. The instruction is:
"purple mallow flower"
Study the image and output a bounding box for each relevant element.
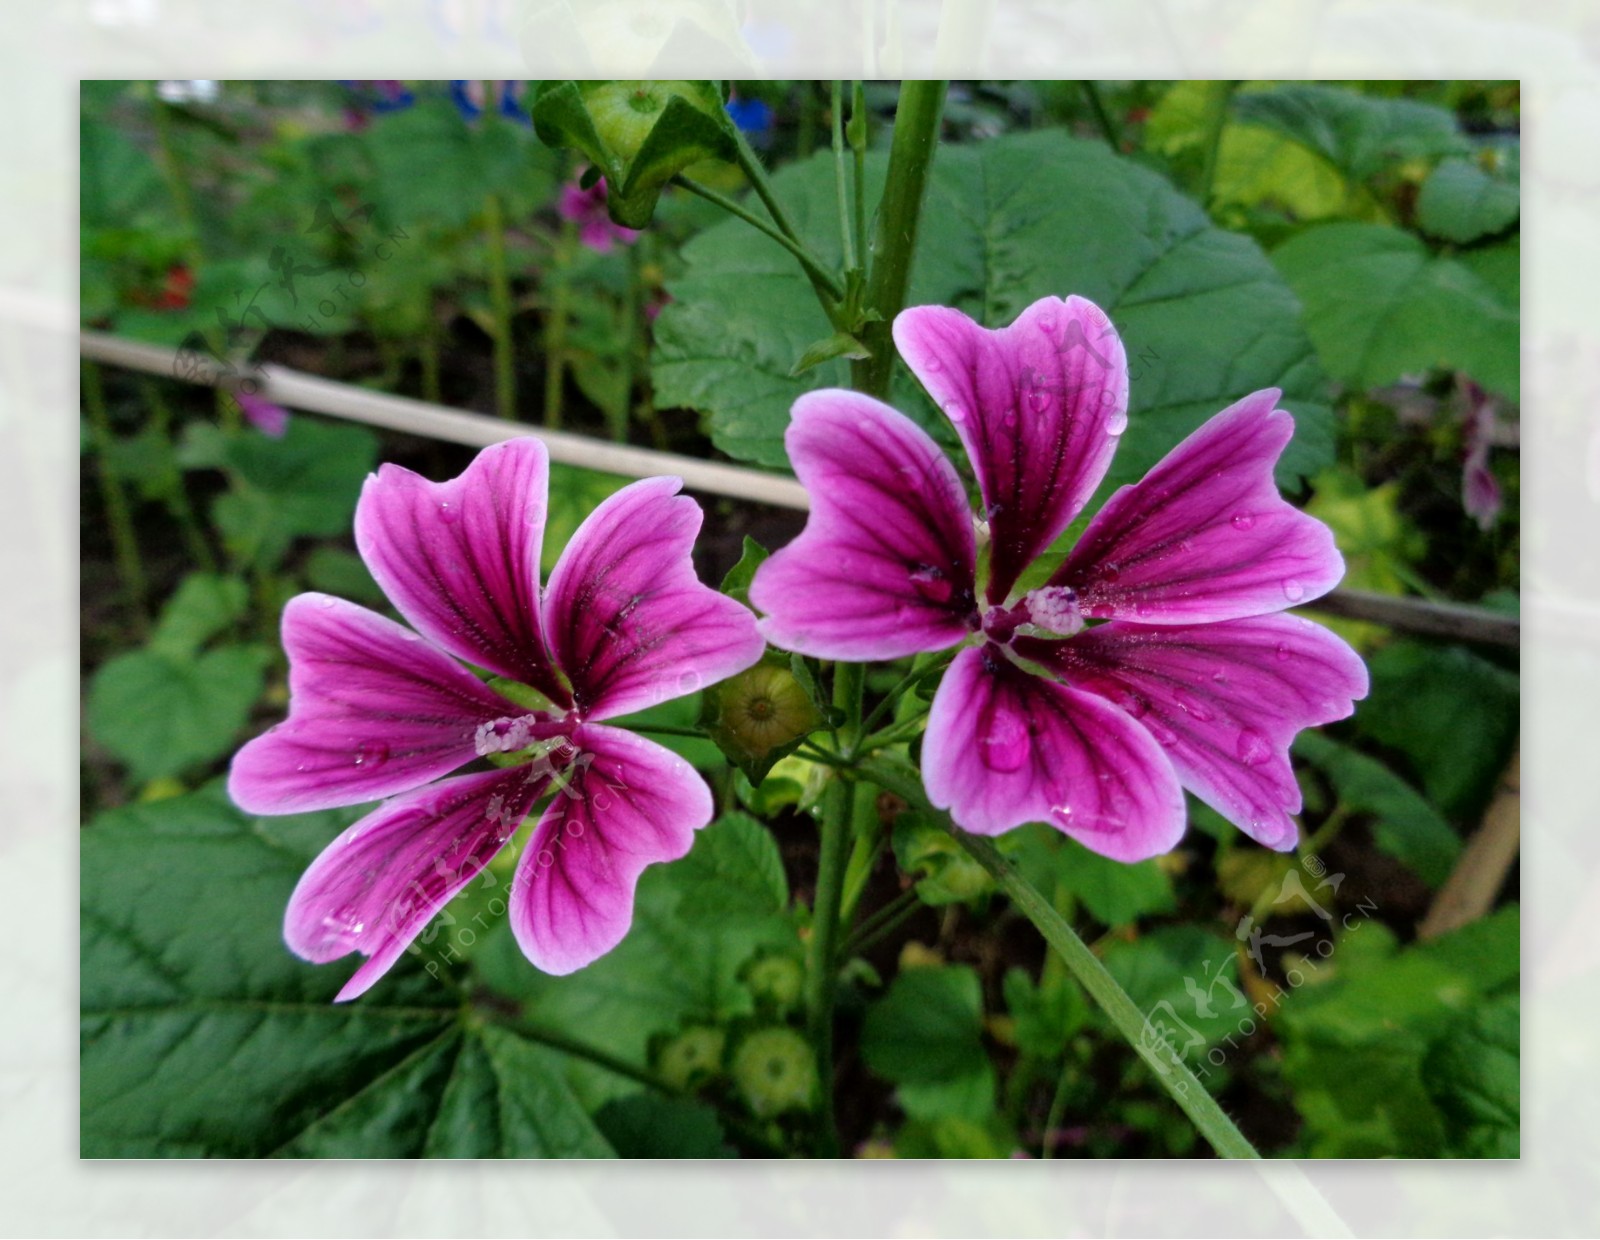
[558,173,642,254]
[751,295,1367,859]
[229,438,764,998]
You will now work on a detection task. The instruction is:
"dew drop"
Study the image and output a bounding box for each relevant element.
[1144,718,1179,747]
[1235,727,1271,766]
[353,739,391,768]
[1049,802,1074,825]
[980,711,1030,773]
[678,670,702,694]
[316,595,338,609]
[1231,511,1256,531]
[1173,689,1214,722]
[438,500,460,525]
[1119,691,1148,719]
[923,355,943,373]
[1100,562,1122,583]
[1281,578,1307,603]
[1106,409,1129,435]
[1274,643,1292,662]
[945,401,967,425]
[1037,311,1058,335]
[1026,387,1052,415]
[909,564,954,605]
[1002,406,1018,431]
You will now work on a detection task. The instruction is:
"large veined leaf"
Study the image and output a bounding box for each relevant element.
[1271,222,1519,400]
[80,786,614,1158]
[653,129,1335,492]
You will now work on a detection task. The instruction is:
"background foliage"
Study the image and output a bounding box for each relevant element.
[80,79,1519,1159]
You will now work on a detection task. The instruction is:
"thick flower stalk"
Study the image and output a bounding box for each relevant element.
[751,295,1368,859]
[229,439,763,999]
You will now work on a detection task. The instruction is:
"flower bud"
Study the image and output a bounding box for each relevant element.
[702,656,824,782]
[729,1026,818,1119]
[530,80,736,229]
[740,948,805,1014]
[652,1023,726,1091]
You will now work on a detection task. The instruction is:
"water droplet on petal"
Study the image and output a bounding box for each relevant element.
[678,670,702,694]
[400,629,421,642]
[1282,578,1307,603]
[1049,802,1073,825]
[1106,409,1129,435]
[1026,387,1052,415]
[316,595,338,609]
[353,739,391,768]
[980,711,1030,773]
[438,501,460,524]
[1235,727,1271,766]
[1231,511,1256,531]
[1144,718,1179,747]
[1002,406,1018,431]
[909,564,954,605]
[1173,689,1214,722]
[945,401,967,425]
[1119,691,1148,719]
[1037,311,1058,335]
[923,355,943,373]
[1274,643,1292,662]
[1100,562,1122,583]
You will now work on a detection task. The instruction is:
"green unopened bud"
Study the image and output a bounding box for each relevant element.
[702,657,824,782]
[729,1026,818,1119]
[653,1023,725,1091]
[740,949,805,1013]
[531,80,737,229]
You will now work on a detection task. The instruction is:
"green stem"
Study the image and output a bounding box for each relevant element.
[542,225,575,430]
[831,82,857,273]
[1198,81,1238,207]
[805,661,864,1157]
[1080,80,1123,150]
[1042,1054,1076,1159]
[851,82,868,265]
[841,886,920,958]
[614,243,643,443]
[82,361,150,634]
[141,380,217,572]
[150,94,200,265]
[672,175,845,306]
[850,80,947,399]
[484,190,517,420]
[856,756,1258,1159]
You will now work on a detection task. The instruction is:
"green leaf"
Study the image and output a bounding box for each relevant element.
[302,545,387,607]
[790,331,871,376]
[80,787,615,1157]
[1416,157,1519,244]
[1230,84,1468,183]
[1354,640,1518,824]
[149,573,249,659]
[1275,907,1518,1156]
[654,130,1335,491]
[1101,925,1248,1052]
[593,1093,735,1158]
[1272,222,1519,399]
[1293,731,1461,887]
[1421,993,1519,1157]
[861,965,995,1121]
[1055,836,1177,927]
[670,811,789,922]
[892,812,995,906]
[85,645,269,782]
[718,535,769,608]
[544,462,629,575]
[222,418,380,537]
[1002,966,1089,1060]
[471,842,796,1109]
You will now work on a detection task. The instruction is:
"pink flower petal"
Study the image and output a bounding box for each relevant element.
[1051,389,1343,623]
[509,724,710,975]
[285,765,551,1001]
[229,594,517,815]
[1463,450,1502,531]
[749,391,979,660]
[894,296,1129,603]
[542,477,764,720]
[923,645,1186,861]
[1019,614,1368,851]
[353,438,568,705]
